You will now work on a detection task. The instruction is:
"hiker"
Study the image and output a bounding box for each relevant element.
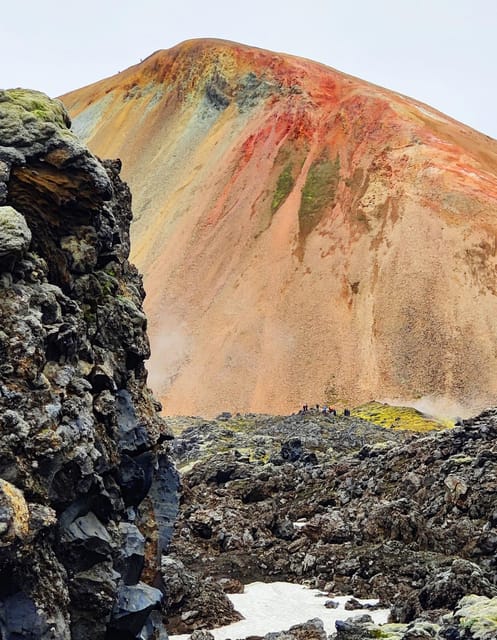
[344,408,350,417]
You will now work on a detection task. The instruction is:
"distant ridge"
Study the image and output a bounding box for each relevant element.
[62,38,497,417]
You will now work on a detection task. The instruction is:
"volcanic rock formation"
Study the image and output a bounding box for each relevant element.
[0,89,180,639]
[168,409,497,639]
[62,39,497,418]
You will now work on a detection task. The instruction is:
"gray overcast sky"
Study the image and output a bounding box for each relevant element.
[2,0,496,138]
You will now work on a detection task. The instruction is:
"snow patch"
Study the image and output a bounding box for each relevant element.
[168,581,390,639]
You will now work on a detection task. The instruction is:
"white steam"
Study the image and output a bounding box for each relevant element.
[147,327,191,398]
[379,395,478,421]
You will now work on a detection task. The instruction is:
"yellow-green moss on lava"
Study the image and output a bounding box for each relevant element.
[352,401,454,432]
[456,595,497,638]
[299,153,340,237]
[2,89,71,128]
[370,625,407,639]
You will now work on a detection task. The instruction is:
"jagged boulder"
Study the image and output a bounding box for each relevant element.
[419,560,497,612]
[108,582,163,639]
[263,618,328,639]
[0,89,179,639]
[160,555,242,634]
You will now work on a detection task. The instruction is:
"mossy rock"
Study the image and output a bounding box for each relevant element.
[1,89,71,128]
[369,624,406,639]
[0,206,31,262]
[456,595,497,639]
[352,401,454,432]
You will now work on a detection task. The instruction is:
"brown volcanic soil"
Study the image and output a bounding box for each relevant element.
[61,39,497,418]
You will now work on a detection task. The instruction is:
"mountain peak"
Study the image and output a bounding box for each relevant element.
[62,41,497,417]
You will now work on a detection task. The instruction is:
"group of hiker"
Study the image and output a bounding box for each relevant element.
[301,404,350,416]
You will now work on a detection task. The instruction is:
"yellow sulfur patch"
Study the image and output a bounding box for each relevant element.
[351,401,454,432]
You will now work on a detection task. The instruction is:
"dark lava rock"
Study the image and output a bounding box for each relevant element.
[168,408,497,633]
[0,90,178,639]
[263,617,327,639]
[0,592,52,640]
[333,615,376,640]
[116,522,146,585]
[108,582,163,639]
[418,559,497,612]
[160,556,242,634]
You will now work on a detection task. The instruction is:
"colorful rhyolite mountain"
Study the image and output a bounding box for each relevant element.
[62,39,497,417]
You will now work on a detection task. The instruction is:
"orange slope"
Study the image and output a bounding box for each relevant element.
[62,39,497,417]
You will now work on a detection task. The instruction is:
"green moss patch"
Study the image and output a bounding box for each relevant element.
[370,625,406,639]
[2,89,70,128]
[254,143,306,238]
[352,401,454,432]
[299,153,340,237]
[271,163,295,214]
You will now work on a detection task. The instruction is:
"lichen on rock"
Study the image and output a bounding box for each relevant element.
[0,478,30,544]
[453,594,497,640]
[0,205,31,269]
[0,89,179,639]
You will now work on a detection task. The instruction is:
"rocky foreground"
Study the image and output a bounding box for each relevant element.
[166,410,497,639]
